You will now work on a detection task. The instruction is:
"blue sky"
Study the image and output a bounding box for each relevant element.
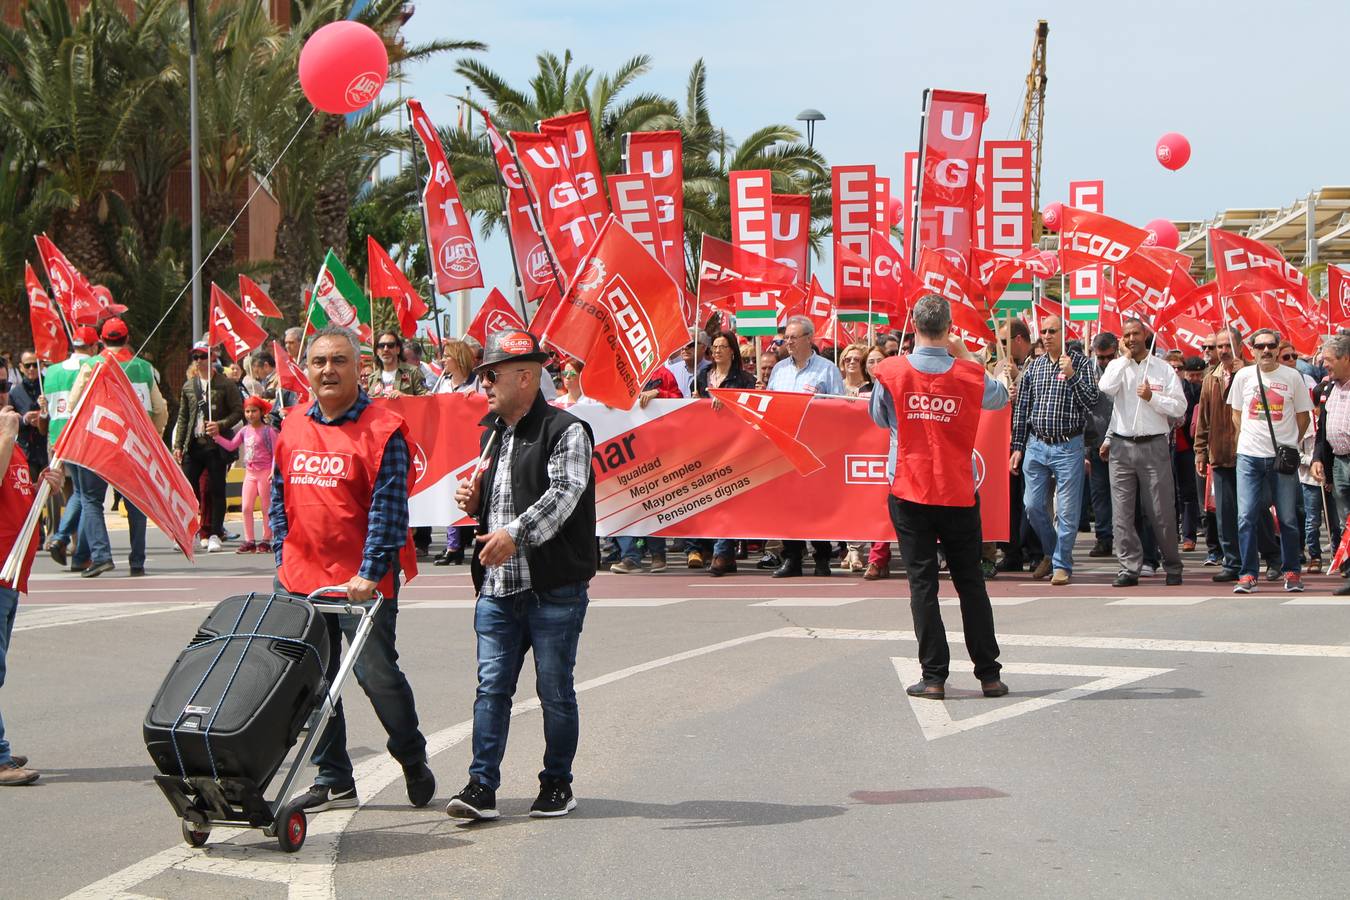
[396,0,1350,327]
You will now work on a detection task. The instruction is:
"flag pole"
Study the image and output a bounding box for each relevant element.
[907,89,932,269]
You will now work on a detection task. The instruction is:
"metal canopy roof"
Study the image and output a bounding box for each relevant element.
[1175,186,1350,271]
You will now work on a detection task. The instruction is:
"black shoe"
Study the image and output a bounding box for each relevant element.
[46,540,67,567]
[1211,570,1239,583]
[432,550,453,566]
[447,780,499,820]
[757,552,782,570]
[529,777,577,818]
[1088,540,1113,558]
[906,680,945,700]
[404,761,436,808]
[1112,571,1139,588]
[1165,572,1183,586]
[812,558,832,577]
[994,557,1024,573]
[292,783,357,813]
[1334,582,1350,597]
[772,560,803,578]
[981,680,1009,698]
[1264,564,1281,582]
[129,567,146,577]
[81,560,115,579]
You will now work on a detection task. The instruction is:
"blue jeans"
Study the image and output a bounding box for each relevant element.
[471,582,589,790]
[0,587,17,766]
[617,536,666,564]
[1022,435,1086,573]
[713,538,737,557]
[1088,450,1113,541]
[297,578,426,790]
[1302,483,1329,559]
[1236,454,1301,578]
[77,470,147,569]
[56,465,90,565]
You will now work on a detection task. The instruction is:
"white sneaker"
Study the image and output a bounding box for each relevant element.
[206,535,223,553]
[199,537,209,549]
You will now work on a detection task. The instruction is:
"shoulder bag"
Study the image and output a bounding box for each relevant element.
[1254,366,1300,475]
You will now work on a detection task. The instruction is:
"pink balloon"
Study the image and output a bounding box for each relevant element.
[1143,218,1180,250]
[1041,202,1064,232]
[1155,132,1191,171]
[298,21,389,115]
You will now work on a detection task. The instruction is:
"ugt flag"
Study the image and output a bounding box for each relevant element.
[304,250,374,350]
[545,215,688,409]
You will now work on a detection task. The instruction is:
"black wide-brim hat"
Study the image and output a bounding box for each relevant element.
[474,329,551,371]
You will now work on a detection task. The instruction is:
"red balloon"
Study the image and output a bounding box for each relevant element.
[887,195,903,228]
[1041,201,1063,232]
[1143,218,1180,250]
[298,21,389,115]
[1155,132,1191,171]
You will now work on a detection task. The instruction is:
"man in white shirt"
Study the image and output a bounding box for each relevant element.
[1228,328,1313,593]
[1097,318,1187,587]
[664,332,710,398]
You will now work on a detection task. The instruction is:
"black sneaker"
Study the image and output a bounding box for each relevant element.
[404,761,436,808]
[1211,570,1239,583]
[81,560,115,579]
[529,778,577,818]
[1088,539,1113,558]
[46,540,67,567]
[292,783,357,813]
[446,780,499,820]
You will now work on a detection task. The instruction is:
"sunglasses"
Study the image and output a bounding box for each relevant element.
[1253,342,1278,351]
[1201,344,1216,350]
[1041,327,1059,335]
[21,362,38,370]
[481,367,520,385]
[563,369,579,378]
[1280,354,1297,362]
[376,341,400,350]
[191,353,209,361]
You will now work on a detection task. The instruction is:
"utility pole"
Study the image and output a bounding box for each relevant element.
[188,0,203,340]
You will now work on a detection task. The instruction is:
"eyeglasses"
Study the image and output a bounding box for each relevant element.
[376,341,400,350]
[1253,342,1278,351]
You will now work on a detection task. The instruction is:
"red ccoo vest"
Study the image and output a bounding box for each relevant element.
[0,445,39,593]
[276,402,409,597]
[873,354,987,507]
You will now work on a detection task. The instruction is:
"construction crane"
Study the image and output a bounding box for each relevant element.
[1020,20,1049,241]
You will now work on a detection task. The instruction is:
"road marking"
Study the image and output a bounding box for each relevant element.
[1280,597,1350,606]
[687,582,860,588]
[399,599,476,609]
[589,598,688,607]
[750,597,862,607]
[15,602,211,632]
[63,627,793,900]
[783,627,1350,657]
[891,658,1173,741]
[939,597,1037,606]
[1106,597,1209,606]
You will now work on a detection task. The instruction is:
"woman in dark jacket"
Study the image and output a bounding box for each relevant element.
[693,331,757,575]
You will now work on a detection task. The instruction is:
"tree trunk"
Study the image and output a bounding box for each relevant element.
[132,172,168,260]
[270,213,310,324]
[201,187,237,293]
[53,196,116,282]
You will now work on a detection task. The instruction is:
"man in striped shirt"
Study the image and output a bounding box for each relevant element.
[1008,316,1100,585]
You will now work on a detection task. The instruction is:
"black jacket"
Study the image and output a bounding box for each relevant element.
[694,365,756,398]
[8,377,48,469]
[470,391,597,594]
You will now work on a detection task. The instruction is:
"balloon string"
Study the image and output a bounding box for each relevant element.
[136,106,318,358]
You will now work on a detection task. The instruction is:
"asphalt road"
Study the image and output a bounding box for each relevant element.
[5,521,1350,899]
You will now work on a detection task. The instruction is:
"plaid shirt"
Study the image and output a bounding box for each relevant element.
[481,420,593,598]
[269,390,409,584]
[1010,349,1100,453]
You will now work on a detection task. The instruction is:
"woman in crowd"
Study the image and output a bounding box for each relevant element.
[558,359,587,406]
[838,342,871,397]
[694,331,758,575]
[433,338,478,566]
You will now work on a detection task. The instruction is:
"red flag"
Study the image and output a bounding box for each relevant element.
[1328,264,1350,329]
[1210,229,1314,304]
[697,234,798,305]
[512,129,601,284]
[1331,515,1350,573]
[624,131,685,286]
[90,284,128,320]
[1220,291,1280,337]
[869,230,912,320]
[483,111,559,302]
[772,193,812,283]
[466,287,528,346]
[273,340,310,397]
[708,389,825,476]
[799,276,835,337]
[1098,275,1124,337]
[1057,207,1151,274]
[53,353,199,558]
[605,173,666,269]
[25,262,68,363]
[545,215,687,408]
[540,110,609,222]
[408,98,484,292]
[917,247,991,321]
[1157,314,1214,355]
[238,274,282,319]
[34,234,101,324]
[208,283,268,358]
[833,165,876,311]
[915,90,986,265]
[366,236,430,337]
[528,280,564,336]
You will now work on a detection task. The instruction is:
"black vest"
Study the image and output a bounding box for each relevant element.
[471,392,597,594]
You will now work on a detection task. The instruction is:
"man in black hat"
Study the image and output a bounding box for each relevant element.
[447,330,598,822]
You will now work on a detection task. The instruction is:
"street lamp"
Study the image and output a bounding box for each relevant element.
[796,108,825,150]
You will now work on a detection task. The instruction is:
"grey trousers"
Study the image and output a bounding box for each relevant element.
[1109,436,1183,576]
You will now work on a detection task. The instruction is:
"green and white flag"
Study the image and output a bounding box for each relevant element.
[732,307,780,336]
[994,281,1034,313]
[304,249,374,351]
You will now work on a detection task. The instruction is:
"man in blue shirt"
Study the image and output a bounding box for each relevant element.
[767,316,845,577]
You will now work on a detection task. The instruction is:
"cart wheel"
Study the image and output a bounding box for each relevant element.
[181,819,210,848]
[276,804,307,853]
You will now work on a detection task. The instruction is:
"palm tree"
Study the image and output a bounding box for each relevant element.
[442,53,828,295]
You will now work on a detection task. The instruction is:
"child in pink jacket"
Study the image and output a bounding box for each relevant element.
[214,395,279,552]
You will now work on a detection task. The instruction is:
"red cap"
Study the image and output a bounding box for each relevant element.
[100,317,128,341]
[73,326,99,347]
[243,395,272,414]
